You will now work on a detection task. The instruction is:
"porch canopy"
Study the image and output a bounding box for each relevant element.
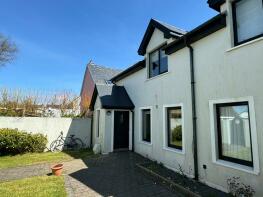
[96,84,134,110]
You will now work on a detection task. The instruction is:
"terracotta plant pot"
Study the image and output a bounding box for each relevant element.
[51,164,63,176]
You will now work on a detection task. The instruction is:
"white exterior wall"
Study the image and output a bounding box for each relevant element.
[116,28,195,177]
[115,12,263,194]
[92,96,112,154]
[0,117,91,148]
[92,97,133,154]
[92,97,106,153]
[189,7,263,193]
[89,2,263,193]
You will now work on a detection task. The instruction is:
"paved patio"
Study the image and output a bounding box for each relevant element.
[0,152,183,197]
[66,152,182,197]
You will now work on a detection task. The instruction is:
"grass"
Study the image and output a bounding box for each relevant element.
[0,175,66,197]
[223,143,251,161]
[0,149,93,169]
[171,140,182,147]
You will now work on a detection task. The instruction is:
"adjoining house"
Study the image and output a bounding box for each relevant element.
[81,0,263,195]
[80,62,122,116]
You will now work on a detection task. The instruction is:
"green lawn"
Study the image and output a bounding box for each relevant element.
[0,149,93,169]
[0,175,66,197]
[223,143,252,161]
[171,140,182,147]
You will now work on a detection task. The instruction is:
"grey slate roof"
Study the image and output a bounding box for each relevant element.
[138,18,187,55]
[96,84,134,109]
[88,63,122,85]
[153,19,187,36]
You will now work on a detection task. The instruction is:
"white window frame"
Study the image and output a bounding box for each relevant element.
[163,104,185,154]
[139,106,153,145]
[209,96,259,174]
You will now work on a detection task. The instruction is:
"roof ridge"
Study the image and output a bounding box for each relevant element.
[88,63,122,72]
[138,18,186,55]
[152,18,187,34]
[87,61,123,84]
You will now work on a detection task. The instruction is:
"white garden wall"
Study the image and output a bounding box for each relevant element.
[0,117,91,149]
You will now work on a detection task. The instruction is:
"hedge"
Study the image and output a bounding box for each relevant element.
[0,128,48,155]
[172,125,182,141]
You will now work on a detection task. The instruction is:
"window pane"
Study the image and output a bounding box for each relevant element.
[149,50,159,78]
[142,109,151,142]
[167,107,182,149]
[235,0,263,43]
[97,110,100,137]
[217,102,252,165]
[160,49,168,74]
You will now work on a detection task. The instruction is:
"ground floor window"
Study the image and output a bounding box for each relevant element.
[216,102,253,167]
[96,110,100,138]
[167,106,182,150]
[142,109,151,143]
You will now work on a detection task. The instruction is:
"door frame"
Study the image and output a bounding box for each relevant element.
[111,110,133,152]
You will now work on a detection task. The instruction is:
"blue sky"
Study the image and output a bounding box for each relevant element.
[0,0,217,93]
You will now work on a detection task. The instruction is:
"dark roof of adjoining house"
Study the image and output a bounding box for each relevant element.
[164,13,226,55]
[95,84,134,109]
[111,59,146,83]
[138,19,187,56]
[80,62,122,95]
[88,63,122,84]
[207,0,225,11]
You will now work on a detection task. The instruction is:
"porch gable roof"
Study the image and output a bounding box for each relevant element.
[95,84,135,110]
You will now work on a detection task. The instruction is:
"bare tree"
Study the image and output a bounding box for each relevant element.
[0,34,17,67]
[0,88,80,117]
[55,91,80,117]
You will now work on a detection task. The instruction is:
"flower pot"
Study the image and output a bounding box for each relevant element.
[51,164,63,176]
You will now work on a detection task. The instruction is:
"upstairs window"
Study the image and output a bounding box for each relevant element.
[232,0,263,45]
[149,46,168,78]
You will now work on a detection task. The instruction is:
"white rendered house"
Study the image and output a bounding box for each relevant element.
[81,0,263,195]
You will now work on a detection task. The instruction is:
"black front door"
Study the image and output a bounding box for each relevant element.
[114,111,129,150]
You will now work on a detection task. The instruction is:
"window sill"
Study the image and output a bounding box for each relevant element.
[145,72,170,82]
[226,37,263,53]
[163,147,184,155]
[213,160,259,175]
[140,141,152,146]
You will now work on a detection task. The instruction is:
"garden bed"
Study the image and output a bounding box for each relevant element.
[137,162,229,197]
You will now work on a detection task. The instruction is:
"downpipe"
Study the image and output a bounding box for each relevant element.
[185,38,199,181]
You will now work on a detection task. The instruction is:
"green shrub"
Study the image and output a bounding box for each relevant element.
[0,109,23,117]
[172,125,182,141]
[0,128,47,155]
